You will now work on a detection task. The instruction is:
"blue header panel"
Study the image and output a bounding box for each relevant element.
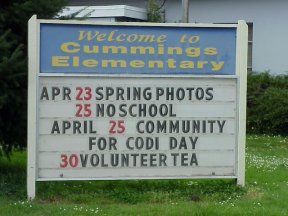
[40,23,236,75]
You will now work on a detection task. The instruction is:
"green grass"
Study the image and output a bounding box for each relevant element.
[0,135,287,215]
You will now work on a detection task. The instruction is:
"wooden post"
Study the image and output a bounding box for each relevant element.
[27,15,38,200]
[182,0,189,23]
[236,20,248,186]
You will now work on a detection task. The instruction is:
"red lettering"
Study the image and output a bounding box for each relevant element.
[75,104,92,117]
[60,154,79,168]
[60,154,68,168]
[76,87,92,100]
[109,120,125,134]
[69,154,79,167]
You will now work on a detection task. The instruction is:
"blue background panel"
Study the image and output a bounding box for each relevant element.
[40,23,236,75]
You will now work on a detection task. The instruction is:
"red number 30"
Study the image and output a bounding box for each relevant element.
[60,154,78,168]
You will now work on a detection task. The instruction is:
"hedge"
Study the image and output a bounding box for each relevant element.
[247,72,288,135]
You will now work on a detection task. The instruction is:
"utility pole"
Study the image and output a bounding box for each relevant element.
[181,0,189,23]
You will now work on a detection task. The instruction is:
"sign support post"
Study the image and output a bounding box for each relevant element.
[236,20,248,186]
[27,15,38,200]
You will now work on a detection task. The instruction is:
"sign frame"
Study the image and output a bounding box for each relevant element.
[28,15,247,200]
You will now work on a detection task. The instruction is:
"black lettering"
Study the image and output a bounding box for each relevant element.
[121,154,129,167]
[106,87,114,100]
[205,87,213,100]
[202,120,206,133]
[40,87,49,100]
[195,88,204,100]
[186,88,195,100]
[109,137,117,150]
[169,137,177,149]
[83,121,87,133]
[106,104,116,117]
[169,104,176,117]
[129,104,137,117]
[135,137,144,149]
[52,87,60,100]
[89,120,97,134]
[138,104,146,117]
[127,88,131,100]
[208,120,216,133]
[111,154,119,167]
[190,153,198,166]
[51,121,60,134]
[63,87,71,100]
[155,137,159,150]
[149,104,157,117]
[101,154,108,167]
[156,88,164,100]
[140,154,148,167]
[182,121,190,133]
[80,154,88,167]
[171,153,178,166]
[116,87,125,100]
[145,121,154,134]
[73,121,81,134]
[62,121,71,134]
[89,137,96,150]
[133,87,141,100]
[192,120,200,133]
[157,121,167,133]
[170,121,179,133]
[176,88,185,100]
[218,120,226,133]
[146,137,155,150]
[181,153,189,166]
[98,137,107,150]
[119,104,127,117]
[131,153,139,166]
[179,137,188,149]
[143,87,152,100]
[166,87,174,100]
[126,137,134,150]
[90,154,99,167]
[159,104,168,116]
[159,153,167,166]
[189,136,198,149]
[136,121,144,133]
[96,104,105,117]
[150,154,157,167]
[95,87,104,100]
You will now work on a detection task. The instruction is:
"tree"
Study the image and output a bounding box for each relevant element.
[0,0,67,157]
[147,0,164,22]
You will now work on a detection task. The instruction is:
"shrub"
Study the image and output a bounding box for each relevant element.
[247,72,288,135]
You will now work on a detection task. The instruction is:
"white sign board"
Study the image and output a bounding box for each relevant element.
[28,16,248,199]
[38,76,236,179]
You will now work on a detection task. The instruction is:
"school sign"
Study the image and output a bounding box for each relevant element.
[28,15,248,199]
